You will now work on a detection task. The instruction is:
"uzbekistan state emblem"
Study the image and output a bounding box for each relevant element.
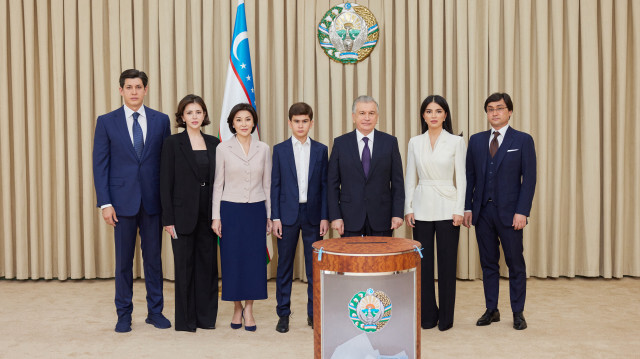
[317,2,379,64]
[348,288,392,332]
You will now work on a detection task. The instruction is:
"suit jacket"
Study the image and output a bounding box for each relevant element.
[464,126,537,227]
[93,105,171,216]
[270,137,328,226]
[159,131,220,233]
[404,130,466,221]
[327,129,405,232]
[212,136,271,219]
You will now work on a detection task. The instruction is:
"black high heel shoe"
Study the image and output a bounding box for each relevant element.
[230,308,243,329]
[243,309,256,332]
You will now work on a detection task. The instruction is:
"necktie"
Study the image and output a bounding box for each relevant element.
[362,137,371,178]
[490,131,500,158]
[132,112,144,159]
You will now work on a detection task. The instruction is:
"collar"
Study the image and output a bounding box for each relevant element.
[356,129,374,143]
[291,136,311,147]
[124,105,146,119]
[491,123,509,138]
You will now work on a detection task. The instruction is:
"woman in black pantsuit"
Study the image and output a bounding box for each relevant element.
[160,94,220,332]
[404,95,466,331]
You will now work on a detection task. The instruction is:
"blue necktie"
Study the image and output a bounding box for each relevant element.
[132,112,144,159]
[362,137,371,178]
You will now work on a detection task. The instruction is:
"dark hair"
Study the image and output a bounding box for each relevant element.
[288,102,313,121]
[227,103,258,134]
[484,92,513,112]
[420,95,455,135]
[175,94,211,128]
[119,69,148,88]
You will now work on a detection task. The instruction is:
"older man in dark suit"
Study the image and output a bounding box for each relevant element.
[328,96,405,237]
[463,92,537,330]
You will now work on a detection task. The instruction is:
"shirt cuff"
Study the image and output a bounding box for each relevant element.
[100,204,113,209]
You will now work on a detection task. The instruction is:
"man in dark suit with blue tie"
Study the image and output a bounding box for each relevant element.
[271,102,329,333]
[328,96,405,237]
[93,69,171,333]
[463,93,537,330]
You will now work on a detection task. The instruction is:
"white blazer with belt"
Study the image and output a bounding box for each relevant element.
[212,136,271,219]
[404,130,466,221]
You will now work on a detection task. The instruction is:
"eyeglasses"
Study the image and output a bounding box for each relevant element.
[487,107,508,114]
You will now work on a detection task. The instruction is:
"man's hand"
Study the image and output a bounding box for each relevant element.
[102,207,118,227]
[512,214,527,230]
[331,219,344,236]
[272,221,283,239]
[319,220,329,237]
[452,214,463,227]
[211,219,222,237]
[390,217,403,230]
[463,212,472,228]
[164,225,177,239]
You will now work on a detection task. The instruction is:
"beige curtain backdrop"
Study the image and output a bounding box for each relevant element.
[1,0,639,281]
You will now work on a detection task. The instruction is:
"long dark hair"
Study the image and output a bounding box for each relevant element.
[420,95,454,134]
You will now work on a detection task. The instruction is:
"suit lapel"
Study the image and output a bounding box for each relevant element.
[178,131,199,178]
[494,127,515,170]
[284,138,298,180]
[479,130,490,176]
[367,129,382,179]
[205,135,217,184]
[308,139,318,183]
[348,130,366,179]
[115,107,138,160]
[225,136,250,160]
[141,106,154,160]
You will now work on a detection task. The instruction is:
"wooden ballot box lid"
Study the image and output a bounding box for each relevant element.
[312,236,421,256]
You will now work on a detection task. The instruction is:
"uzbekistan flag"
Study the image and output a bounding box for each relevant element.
[219,0,259,141]
[219,0,273,264]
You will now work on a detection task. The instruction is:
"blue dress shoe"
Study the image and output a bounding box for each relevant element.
[115,316,132,333]
[145,313,171,329]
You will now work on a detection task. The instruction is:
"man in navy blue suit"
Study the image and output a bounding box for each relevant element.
[463,93,537,330]
[271,102,328,333]
[328,96,405,237]
[93,69,171,333]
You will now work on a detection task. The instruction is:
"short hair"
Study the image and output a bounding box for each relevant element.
[175,94,211,128]
[288,102,313,121]
[352,95,379,113]
[420,95,454,135]
[484,92,513,112]
[227,103,258,134]
[119,69,148,88]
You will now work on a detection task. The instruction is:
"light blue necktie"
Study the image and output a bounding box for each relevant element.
[132,112,144,159]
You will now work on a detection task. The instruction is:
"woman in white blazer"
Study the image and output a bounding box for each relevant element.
[405,95,466,331]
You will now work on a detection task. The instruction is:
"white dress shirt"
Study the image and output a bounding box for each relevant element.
[356,129,374,159]
[292,136,311,203]
[404,130,466,220]
[488,124,509,148]
[124,105,148,144]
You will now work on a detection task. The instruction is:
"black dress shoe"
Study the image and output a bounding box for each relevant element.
[438,323,453,331]
[513,312,527,330]
[276,316,289,333]
[307,316,314,329]
[476,309,500,326]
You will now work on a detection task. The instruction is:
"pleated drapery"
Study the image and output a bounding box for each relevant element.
[1,0,639,281]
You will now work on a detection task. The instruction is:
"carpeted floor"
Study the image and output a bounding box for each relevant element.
[0,277,638,358]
